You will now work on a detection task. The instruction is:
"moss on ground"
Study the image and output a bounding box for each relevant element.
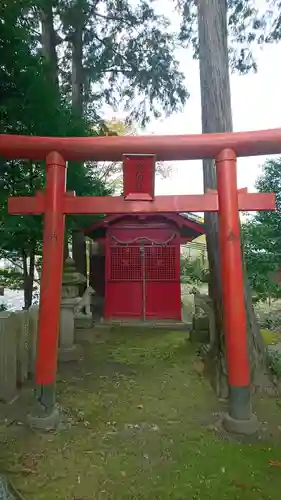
[261,328,281,345]
[1,329,281,499]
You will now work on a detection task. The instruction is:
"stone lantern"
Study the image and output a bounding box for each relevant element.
[59,257,86,362]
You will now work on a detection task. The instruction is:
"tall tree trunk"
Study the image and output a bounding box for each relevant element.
[197,0,269,395]
[22,247,35,309]
[71,2,85,118]
[40,0,59,91]
[40,3,71,273]
[69,1,87,293]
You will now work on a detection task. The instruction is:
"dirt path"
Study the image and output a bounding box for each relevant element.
[0,329,281,499]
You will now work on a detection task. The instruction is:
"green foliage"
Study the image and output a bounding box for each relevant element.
[0,268,25,291]
[0,1,46,296]
[242,221,281,301]
[1,0,190,301]
[267,350,281,377]
[180,256,208,284]
[264,314,281,331]
[1,1,64,137]
[0,1,111,301]
[57,0,189,126]
[242,158,281,301]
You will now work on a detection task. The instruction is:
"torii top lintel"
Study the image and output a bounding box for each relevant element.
[2,128,281,162]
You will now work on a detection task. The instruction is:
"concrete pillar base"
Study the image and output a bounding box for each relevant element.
[58,344,83,362]
[27,406,60,431]
[222,412,259,435]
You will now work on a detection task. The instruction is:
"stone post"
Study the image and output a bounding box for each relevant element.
[58,257,86,362]
[15,309,29,386]
[0,312,17,403]
[27,305,39,378]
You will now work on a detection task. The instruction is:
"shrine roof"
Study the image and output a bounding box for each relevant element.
[84,212,205,241]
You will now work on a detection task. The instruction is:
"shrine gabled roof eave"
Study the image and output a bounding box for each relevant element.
[83,212,205,240]
[83,214,126,236]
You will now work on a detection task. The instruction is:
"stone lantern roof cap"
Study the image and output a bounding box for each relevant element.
[62,257,86,285]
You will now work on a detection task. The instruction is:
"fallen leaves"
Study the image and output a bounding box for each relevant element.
[269,460,281,468]
[233,482,248,490]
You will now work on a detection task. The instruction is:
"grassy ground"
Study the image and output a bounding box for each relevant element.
[1,329,281,499]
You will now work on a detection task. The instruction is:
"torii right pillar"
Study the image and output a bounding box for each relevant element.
[216,148,259,434]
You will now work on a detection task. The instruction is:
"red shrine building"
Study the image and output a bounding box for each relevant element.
[85,212,204,321]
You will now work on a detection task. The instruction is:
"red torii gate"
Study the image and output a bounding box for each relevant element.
[1,129,278,434]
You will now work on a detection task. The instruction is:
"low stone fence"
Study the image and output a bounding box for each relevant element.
[0,301,94,404]
[0,308,38,403]
[0,260,96,404]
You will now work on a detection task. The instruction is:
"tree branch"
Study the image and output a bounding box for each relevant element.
[92,10,135,27]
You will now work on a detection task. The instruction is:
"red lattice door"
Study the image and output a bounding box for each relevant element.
[106,245,143,318]
[145,246,177,281]
[106,244,181,320]
[109,246,142,282]
[144,245,181,320]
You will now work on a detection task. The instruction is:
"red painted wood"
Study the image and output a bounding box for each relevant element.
[105,282,143,318]
[145,282,181,320]
[3,128,281,161]
[35,152,66,386]
[104,222,182,320]
[8,193,45,214]
[237,193,275,211]
[216,149,250,387]
[123,154,155,200]
[8,192,276,215]
[107,224,177,245]
[84,213,205,237]
[145,245,181,320]
[4,128,278,398]
[105,240,143,318]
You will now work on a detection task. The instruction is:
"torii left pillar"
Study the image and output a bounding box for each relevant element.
[28,151,66,430]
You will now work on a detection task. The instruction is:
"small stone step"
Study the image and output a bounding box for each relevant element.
[99,320,190,331]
